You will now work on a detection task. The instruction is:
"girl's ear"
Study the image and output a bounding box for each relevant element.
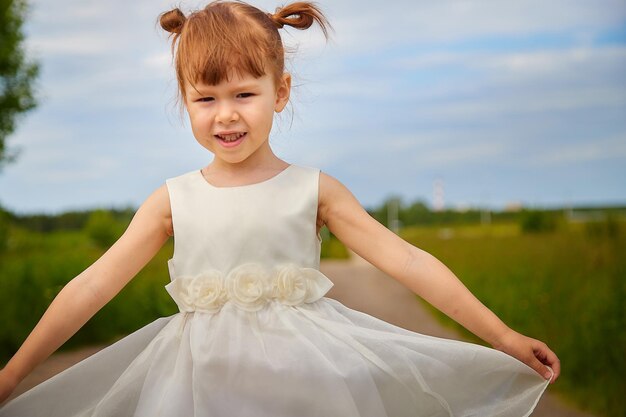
[274,73,291,113]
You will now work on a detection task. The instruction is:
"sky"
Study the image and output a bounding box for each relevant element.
[0,0,625,215]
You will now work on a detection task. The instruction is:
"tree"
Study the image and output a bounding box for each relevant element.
[84,209,123,248]
[0,0,40,172]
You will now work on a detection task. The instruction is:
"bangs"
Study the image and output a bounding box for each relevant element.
[176,4,283,90]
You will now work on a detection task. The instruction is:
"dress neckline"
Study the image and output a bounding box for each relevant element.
[196,164,294,189]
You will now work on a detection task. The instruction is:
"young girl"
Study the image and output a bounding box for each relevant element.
[0,1,560,415]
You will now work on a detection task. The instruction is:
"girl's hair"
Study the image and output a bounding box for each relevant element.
[158,1,331,115]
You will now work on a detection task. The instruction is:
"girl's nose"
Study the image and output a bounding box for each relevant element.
[215,102,240,124]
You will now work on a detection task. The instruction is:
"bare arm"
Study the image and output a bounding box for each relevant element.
[318,172,560,382]
[1,183,173,385]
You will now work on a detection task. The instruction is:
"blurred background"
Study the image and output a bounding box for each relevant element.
[0,1,624,416]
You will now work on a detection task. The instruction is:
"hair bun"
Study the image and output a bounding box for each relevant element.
[267,12,284,29]
[159,8,186,34]
[269,2,331,38]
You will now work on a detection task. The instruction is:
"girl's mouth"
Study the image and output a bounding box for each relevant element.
[215,132,246,148]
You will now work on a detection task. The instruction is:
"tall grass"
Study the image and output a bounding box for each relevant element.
[401,222,624,417]
[0,226,177,363]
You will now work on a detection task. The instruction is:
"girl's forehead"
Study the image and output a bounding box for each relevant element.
[184,71,272,93]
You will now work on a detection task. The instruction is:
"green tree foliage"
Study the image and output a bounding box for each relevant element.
[84,209,122,248]
[368,196,490,227]
[519,209,558,233]
[0,0,40,171]
[0,203,11,251]
[12,206,135,232]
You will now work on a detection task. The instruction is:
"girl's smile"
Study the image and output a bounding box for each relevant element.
[215,131,247,148]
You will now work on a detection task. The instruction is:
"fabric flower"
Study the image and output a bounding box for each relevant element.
[165,262,335,313]
[187,270,227,313]
[226,263,270,311]
[272,264,308,305]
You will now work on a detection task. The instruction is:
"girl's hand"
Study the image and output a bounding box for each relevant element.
[0,368,19,406]
[493,329,561,384]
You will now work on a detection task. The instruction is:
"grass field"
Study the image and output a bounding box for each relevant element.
[400,221,624,417]
[0,219,622,416]
[0,227,178,361]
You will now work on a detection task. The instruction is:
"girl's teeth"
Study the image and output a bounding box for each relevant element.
[219,133,244,142]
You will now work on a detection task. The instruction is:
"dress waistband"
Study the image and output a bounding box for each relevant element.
[165,262,334,313]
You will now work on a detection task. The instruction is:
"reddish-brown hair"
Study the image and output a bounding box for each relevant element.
[158,1,331,115]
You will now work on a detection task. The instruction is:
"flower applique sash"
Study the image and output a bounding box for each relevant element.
[165,262,335,313]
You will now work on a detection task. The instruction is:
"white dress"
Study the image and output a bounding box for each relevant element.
[0,163,553,416]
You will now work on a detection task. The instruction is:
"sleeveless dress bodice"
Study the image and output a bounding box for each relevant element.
[163,164,333,314]
[165,163,322,277]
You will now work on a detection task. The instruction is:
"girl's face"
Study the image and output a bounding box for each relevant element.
[184,70,291,166]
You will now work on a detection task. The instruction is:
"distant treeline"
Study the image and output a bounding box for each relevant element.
[366,197,626,228]
[1,200,625,233]
[1,206,136,233]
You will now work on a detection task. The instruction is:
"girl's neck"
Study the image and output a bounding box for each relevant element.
[205,149,289,179]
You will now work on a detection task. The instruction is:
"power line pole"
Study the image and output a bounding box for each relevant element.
[433,178,444,212]
[387,198,400,234]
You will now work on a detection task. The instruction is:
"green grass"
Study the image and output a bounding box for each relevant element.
[401,221,624,417]
[320,226,350,259]
[0,226,177,363]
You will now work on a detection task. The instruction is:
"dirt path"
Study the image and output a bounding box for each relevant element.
[7,254,595,416]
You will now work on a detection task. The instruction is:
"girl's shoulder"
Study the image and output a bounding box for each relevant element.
[147,183,174,236]
[318,169,348,194]
[317,169,359,223]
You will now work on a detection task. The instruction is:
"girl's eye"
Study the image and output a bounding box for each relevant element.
[198,97,214,102]
[237,92,254,98]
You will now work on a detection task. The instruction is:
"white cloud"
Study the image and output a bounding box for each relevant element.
[383,132,508,168]
[308,0,626,52]
[38,156,121,184]
[385,133,444,151]
[393,45,626,77]
[411,86,625,122]
[482,46,626,80]
[26,33,123,56]
[143,52,173,74]
[528,133,626,166]
[378,45,626,122]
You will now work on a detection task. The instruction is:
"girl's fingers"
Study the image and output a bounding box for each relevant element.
[494,332,560,384]
[529,354,553,381]
[531,342,560,383]
[540,346,561,382]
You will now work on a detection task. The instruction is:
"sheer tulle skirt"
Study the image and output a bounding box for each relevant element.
[0,297,551,417]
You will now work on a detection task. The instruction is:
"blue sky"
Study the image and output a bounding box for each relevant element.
[0,0,624,214]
